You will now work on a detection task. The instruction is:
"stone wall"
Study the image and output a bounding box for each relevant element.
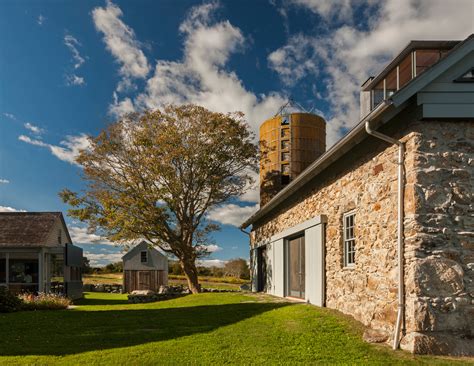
[403,120,473,355]
[251,116,474,355]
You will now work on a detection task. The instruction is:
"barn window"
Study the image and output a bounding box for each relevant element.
[343,211,356,267]
[140,251,148,263]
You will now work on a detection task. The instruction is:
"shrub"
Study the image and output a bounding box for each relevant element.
[0,286,24,313]
[19,293,71,311]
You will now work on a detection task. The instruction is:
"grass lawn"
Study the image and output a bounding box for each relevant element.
[0,292,471,365]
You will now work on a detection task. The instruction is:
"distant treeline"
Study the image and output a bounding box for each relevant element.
[83,257,250,280]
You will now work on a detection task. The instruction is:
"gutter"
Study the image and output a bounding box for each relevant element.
[365,101,406,350]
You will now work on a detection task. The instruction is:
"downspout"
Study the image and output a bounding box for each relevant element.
[364,102,405,350]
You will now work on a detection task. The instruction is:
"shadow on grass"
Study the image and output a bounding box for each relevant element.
[74,296,130,306]
[0,301,289,356]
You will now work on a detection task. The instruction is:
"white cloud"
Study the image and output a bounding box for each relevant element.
[18,133,90,166]
[37,14,46,26]
[64,33,86,87]
[268,34,319,86]
[208,203,259,227]
[101,1,287,132]
[109,92,135,116]
[92,0,150,91]
[289,0,358,21]
[64,34,86,69]
[24,122,44,135]
[0,179,9,184]
[272,0,474,146]
[69,226,114,245]
[239,169,259,203]
[201,244,223,253]
[66,74,85,86]
[197,259,226,268]
[83,250,123,266]
[0,206,26,212]
[3,113,16,120]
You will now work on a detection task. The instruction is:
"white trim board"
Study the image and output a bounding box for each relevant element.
[254,215,327,248]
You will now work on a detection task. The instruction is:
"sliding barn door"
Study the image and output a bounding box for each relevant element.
[287,235,305,299]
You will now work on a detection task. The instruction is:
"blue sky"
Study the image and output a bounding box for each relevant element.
[0,0,472,266]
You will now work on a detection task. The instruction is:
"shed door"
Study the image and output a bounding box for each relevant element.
[138,271,151,290]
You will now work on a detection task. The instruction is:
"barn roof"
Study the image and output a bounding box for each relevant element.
[0,212,72,247]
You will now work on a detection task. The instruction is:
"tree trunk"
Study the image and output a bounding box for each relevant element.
[180,258,201,294]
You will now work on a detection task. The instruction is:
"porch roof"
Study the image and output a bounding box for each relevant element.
[0,212,72,247]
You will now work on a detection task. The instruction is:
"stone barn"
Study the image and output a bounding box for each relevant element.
[242,34,474,356]
[122,241,168,293]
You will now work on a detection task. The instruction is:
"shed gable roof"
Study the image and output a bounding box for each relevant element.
[122,241,165,261]
[0,212,72,247]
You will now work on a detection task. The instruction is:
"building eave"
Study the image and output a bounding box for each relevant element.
[241,101,393,229]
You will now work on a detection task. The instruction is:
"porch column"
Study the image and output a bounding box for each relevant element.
[38,249,44,293]
[5,253,9,288]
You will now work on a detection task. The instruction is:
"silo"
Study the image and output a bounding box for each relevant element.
[260,113,326,206]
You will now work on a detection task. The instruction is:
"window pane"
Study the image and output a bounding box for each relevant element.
[281,128,290,138]
[416,50,441,76]
[0,257,5,283]
[9,259,38,284]
[281,164,290,174]
[281,140,289,150]
[386,67,397,95]
[372,80,384,108]
[281,152,290,161]
[398,53,412,88]
[343,213,356,266]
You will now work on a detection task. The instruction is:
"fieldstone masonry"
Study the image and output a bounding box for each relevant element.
[251,119,473,355]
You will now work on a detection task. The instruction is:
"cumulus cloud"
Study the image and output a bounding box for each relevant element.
[289,0,360,21]
[268,34,319,86]
[100,1,286,131]
[197,259,226,268]
[0,206,26,212]
[69,226,114,245]
[92,0,150,91]
[24,122,44,135]
[0,179,9,184]
[207,203,259,227]
[271,0,473,145]
[18,133,90,166]
[83,250,123,266]
[199,244,223,253]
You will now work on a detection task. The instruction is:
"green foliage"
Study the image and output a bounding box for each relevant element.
[19,293,71,311]
[224,258,250,279]
[59,105,259,292]
[0,292,466,365]
[0,287,23,313]
[103,262,123,273]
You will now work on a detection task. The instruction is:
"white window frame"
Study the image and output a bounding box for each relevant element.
[140,251,148,263]
[343,210,356,268]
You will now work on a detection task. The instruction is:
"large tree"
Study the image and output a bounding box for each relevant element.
[60,105,258,293]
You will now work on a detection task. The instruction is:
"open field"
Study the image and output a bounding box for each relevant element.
[0,292,472,365]
[83,273,247,290]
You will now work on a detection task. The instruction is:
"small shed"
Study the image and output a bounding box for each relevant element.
[122,241,168,293]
